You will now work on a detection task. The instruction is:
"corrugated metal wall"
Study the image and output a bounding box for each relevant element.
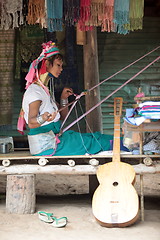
[98,17,160,135]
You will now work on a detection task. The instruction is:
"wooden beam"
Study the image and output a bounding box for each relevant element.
[0,163,159,175]
[83,27,102,132]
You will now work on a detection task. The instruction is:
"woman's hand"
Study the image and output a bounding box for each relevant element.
[44,111,57,122]
[60,87,74,99]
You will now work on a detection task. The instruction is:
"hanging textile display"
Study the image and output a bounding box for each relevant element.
[87,0,104,27]
[113,0,130,34]
[78,0,93,31]
[46,0,63,32]
[0,0,24,30]
[26,0,46,28]
[63,0,80,26]
[125,0,144,31]
[0,0,145,34]
[99,0,115,32]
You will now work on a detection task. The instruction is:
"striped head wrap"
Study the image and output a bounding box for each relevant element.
[25,41,60,90]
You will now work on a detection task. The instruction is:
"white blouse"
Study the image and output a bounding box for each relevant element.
[22,84,60,125]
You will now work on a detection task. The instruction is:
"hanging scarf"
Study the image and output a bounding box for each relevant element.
[125,0,144,31]
[113,0,130,34]
[63,0,80,26]
[99,0,115,32]
[0,0,24,30]
[78,0,93,31]
[27,0,46,28]
[46,0,63,32]
[87,0,104,27]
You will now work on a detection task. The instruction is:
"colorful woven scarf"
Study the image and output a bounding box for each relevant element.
[125,0,144,31]
[63,0,80,26]
[113,0,130,34]
[0,0,24,30]
[78,0,93,31]
[99,0,115,32]
[88,0,104,27]
[27,0,46,28]
[46,0,63,32]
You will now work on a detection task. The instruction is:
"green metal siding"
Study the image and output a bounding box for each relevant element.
[98,17,160,135]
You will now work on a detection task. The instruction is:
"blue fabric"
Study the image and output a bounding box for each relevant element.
[29,121,129,156]
[114,0,130,34]
[46,0,63,32]
[29,121,113,156]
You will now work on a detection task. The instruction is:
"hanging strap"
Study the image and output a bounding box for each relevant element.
[60,55,160,134]
[58,46,160,134]
[59,91,87,131]
[87,45,160,93]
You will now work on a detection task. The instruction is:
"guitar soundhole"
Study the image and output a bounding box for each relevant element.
[113,182,118,186]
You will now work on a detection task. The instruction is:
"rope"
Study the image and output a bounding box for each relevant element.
[59,45,160,115]
[61,55,160,134]
[59,92,86,132]
[73,101,105,153]
[76,100,105,152]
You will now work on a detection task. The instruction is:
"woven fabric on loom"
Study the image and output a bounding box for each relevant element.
[125,0,144,31]
[46,0,63,32]
[63,0,80,26]
[0,0,24,30]
[27,0,46,28]
[113,0,130,34]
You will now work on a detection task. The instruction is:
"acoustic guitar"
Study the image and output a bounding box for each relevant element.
[92,97,139,227]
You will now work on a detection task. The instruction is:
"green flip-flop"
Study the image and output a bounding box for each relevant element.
[51,216,68,228]
[38,211,54,223]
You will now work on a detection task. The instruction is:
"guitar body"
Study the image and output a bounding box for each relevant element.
[92,162,139,227]
[92,97,139,227]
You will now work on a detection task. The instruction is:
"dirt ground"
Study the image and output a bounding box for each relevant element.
[0,194,159,240]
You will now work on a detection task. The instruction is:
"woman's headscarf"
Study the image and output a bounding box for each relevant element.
[25,41,60,90]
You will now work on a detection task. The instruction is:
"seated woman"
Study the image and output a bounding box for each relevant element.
[17,41,126,156]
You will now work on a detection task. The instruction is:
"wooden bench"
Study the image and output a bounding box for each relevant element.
[0,151,160,219]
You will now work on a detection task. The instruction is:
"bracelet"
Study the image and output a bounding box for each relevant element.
[36,115,45,125]
[60,98,68,107]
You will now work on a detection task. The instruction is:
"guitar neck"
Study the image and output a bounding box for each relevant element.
[112,98,123,163]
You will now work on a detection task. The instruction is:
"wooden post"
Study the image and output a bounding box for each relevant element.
[6,174,36,214]
[83,27,102,132]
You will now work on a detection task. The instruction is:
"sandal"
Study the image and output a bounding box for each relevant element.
[38,211,54,223]
[51,216,68,228]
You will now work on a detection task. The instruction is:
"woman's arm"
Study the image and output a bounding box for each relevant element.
[28,100,57,128]
[59,87,73,120]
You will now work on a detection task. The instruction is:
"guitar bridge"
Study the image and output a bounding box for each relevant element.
[111,213,118,223]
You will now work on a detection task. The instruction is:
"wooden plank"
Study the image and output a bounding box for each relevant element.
[0,163,159,175]
[0,151,160,160]
[125,121,160,132]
